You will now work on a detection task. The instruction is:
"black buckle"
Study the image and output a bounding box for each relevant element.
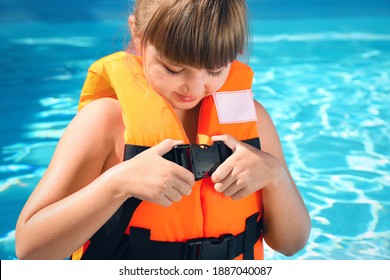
[173,141,232,181]
[173,144,192,172]
[185,234,234,260]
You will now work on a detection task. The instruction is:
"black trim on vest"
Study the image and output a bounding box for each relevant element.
[80,137,261,260]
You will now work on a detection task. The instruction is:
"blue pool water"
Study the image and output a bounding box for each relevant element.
[0,0,389,260]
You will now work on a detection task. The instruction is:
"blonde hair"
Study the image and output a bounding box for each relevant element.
[132,0,248,69]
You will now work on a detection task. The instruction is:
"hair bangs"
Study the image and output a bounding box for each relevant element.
[142,0,248,70]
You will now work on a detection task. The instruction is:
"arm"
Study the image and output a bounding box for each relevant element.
[15,98,194,259]
[15,98,127,259]
[211,101,311,256]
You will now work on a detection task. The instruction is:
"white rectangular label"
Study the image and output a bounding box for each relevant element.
[212,89,257,124]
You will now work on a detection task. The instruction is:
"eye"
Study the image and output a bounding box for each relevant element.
[165,67,181,76]
[162,64,185,76]
[208,70,223,77]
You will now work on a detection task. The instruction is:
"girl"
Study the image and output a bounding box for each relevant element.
[15,0,311,260]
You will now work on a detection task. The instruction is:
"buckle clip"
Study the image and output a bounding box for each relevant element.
[173,141,231,181]
[173,144,192,172]
[185,234,234,260]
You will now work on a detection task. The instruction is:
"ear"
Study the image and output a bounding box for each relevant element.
[128,15,142,53]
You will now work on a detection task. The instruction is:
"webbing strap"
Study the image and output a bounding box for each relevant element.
[81,137,261,260]
[128,227,151,260]
[243,212,260,259]
[126,213,262,260]
[80,197,141,260]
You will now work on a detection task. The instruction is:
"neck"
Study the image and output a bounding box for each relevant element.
[174,104,200,144]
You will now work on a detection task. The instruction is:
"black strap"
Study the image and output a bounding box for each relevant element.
[126,213,262,260]
[80,197,141,260]
[81,137,261,259]
[243,212,260,259]
[128,227,151,260]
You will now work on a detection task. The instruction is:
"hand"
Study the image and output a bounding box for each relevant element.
[120,139,195,207]
[211,134,281,200]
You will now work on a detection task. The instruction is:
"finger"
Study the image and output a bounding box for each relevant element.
[230,187,250,201]
[158,196,173,208]
[211,153,235,184]
[151,139,184,156]
[211,134,239,184]
[153,139,196,184]
[211,134,239,152]
[164,186,183,202]
[214,172,237,193]
[171,176,193,196]
[223,181,242,197]
[163,160,195,187]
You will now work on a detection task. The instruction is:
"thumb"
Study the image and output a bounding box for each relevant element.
[151,139,184,156]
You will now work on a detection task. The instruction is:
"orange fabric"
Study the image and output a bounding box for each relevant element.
[73,52,263,260]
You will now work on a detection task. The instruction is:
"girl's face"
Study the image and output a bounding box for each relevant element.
[143,45,231,111]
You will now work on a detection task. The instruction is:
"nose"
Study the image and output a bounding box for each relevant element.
[182,72,209,97]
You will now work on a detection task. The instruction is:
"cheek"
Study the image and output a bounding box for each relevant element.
[148,68,174,94]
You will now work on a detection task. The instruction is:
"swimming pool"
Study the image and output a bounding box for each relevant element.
[0,0,389,260]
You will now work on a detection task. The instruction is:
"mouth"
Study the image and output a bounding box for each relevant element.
[175,92,197,103]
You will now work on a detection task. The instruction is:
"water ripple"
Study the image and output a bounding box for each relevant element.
[11,36,99,47]
[253,32,390,43]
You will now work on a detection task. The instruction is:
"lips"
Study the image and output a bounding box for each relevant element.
[175,92,197,103]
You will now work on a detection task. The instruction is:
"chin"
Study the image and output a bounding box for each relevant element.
[172,99,201,111]
[175,102,199,111]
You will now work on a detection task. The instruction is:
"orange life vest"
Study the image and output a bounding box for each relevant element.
[72,51,263,259]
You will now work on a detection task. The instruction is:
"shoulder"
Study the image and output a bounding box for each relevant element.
[254,100,272,126]
[66,98,124,152]
[78,97,122,119]
[80,98,125,170]
[253,100,286,160]
[59,98,124,171]
[254,99,277,137]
